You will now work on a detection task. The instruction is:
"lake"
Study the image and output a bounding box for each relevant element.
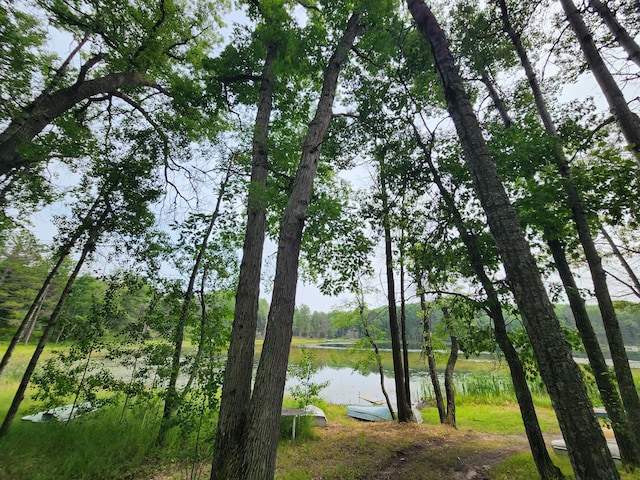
[285,365,429,405]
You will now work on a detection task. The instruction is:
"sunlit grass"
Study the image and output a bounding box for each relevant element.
[420,403,561,436]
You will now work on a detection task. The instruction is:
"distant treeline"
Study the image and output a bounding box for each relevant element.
[291,301,640,352]
[1,232,639,351]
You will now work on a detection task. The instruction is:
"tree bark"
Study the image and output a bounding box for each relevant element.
[413,127,563,478]
[399,243,412,405]
[0,72,158,178]
[225,14,361,480]
[211,43,277,479]
[499,0,640,460]
[443,328,457,428]
[560,0,640,165]
[548,236,640,466]
[418,278,446,423]
[0,208,108,438]
[588,0,640,68]
[380,169,413,423]
[407,1,619,478]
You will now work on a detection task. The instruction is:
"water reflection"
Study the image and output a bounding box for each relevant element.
[285,365,425,405]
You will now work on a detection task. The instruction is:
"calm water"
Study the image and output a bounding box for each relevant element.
[285,365,427,405]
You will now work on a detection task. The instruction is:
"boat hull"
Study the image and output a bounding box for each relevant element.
[346,405,423,423]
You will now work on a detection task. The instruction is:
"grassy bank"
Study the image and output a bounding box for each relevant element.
[1,340,639,479]
[3,400,639,480]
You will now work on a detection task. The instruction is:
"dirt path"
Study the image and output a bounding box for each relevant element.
[366,432,530,480]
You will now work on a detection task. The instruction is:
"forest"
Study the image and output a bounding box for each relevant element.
[1,0,640,479]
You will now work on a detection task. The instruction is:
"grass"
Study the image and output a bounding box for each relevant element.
[2,340,639,479]
[0,403,162,480]
[1,396,639,480]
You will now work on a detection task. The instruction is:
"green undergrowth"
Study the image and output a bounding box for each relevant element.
[0,403,161,480]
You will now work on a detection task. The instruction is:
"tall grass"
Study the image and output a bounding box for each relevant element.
[418,373,552,406]
[0,402,162,480]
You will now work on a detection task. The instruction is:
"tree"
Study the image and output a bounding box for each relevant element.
[559,0,640,165]
[212,10,364,479]
[409,125,563,476]
[496,0,640,463]
[407,1,619,477]
[588,0,640,68]
[210,11,279,477]
[376,148,414,422]
[0,0,224,220]
[0,205,108,437]
[0,198,103,376]
[157,158,238,444]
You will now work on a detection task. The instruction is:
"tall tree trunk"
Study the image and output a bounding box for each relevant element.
[601,226,640,298]
[412,127,563,477]
[0,196,102,376]
[499,0,640,460]
[380,169,413,423]
[548,236,640,466]
[588,0,640,68]
[560,0,640,165]
[222,14,362,480]
[0,209,107,438]
[418,278,446,423]
[443,321,457,428]
[399,247,412,404]
[407,2,619,478]
[211,43,276,479]
[157,161,233,445]
[479,57,633,470]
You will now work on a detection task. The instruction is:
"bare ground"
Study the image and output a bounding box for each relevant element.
[365,432,529,480]
[147,419,532,480]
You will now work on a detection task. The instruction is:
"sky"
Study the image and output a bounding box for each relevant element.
[25,2,640,314]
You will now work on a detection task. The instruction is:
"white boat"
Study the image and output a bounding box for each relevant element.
[303,405,327,427]
[551,438,620,462]
[21,402,98,423]
[346,405,423,423]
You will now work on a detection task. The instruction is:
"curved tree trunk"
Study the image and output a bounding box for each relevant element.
[228,14,362,480]
[418,278,446,423]
[0,208,108,438]
[407,1,619,477]
[211,43,277,479]
[498,0,640,461]
[0,72,157,178]
[560,0,640,165]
